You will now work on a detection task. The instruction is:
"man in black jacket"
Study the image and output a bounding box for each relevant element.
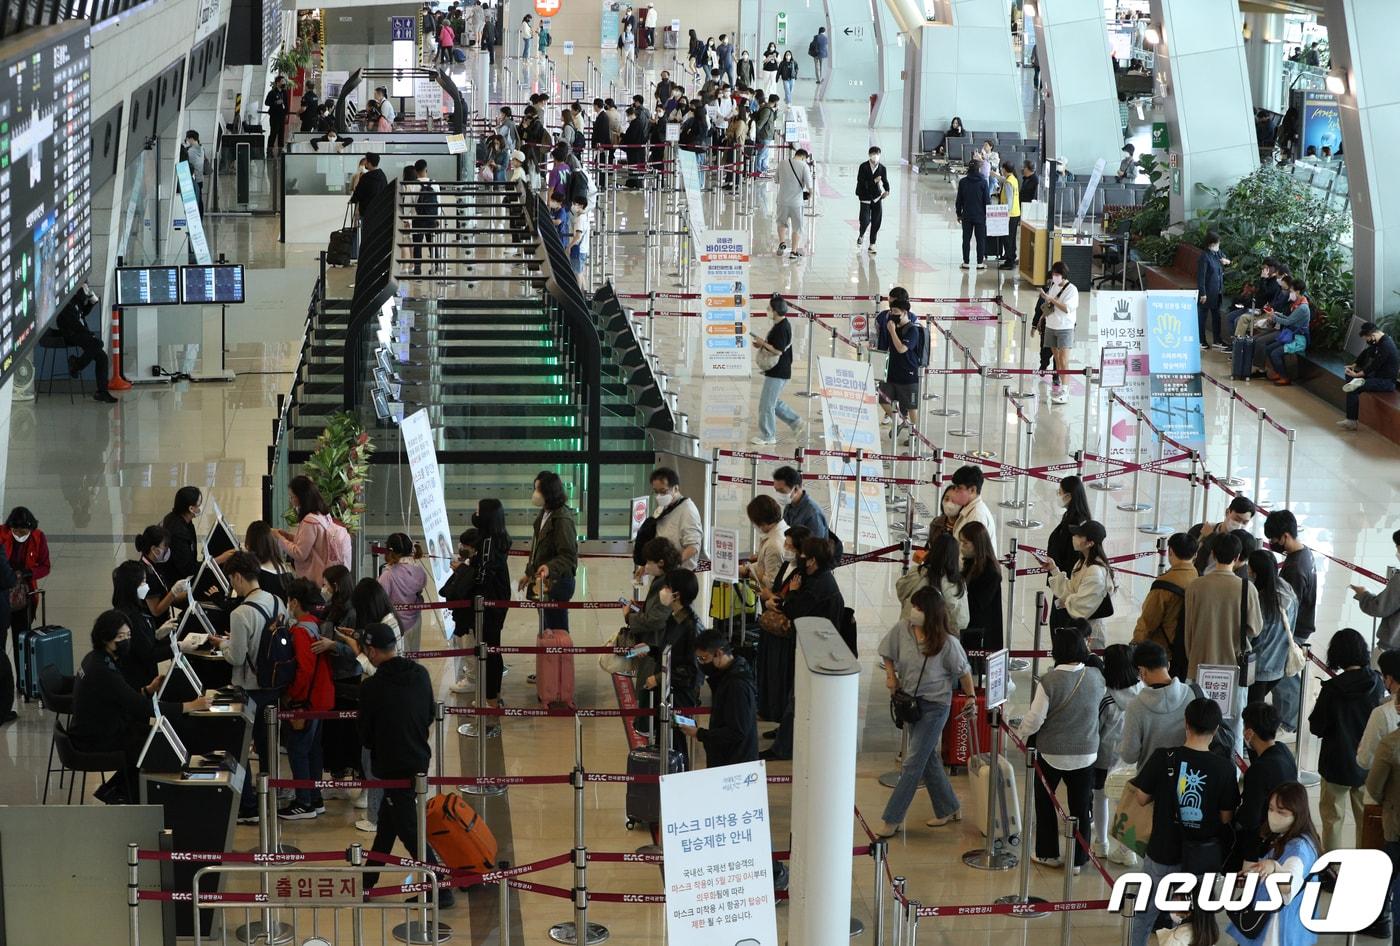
[350,153,389,218]
[855,146,891,254]
[1340,321,1399,431]
[680,630,758,767]
[56,282,117,403]
[410,161,439,275]
[954,160,990,269]
[358,623,454,907]
[1232,702,1296,867]
[1196,230,1229,351]
[265,75,289,155]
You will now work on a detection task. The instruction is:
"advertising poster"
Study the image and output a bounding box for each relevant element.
[401,409,455,637]
[700,230,751,376]
[678,151,707,254]
[175,162,212,265]
[1092,291,1150,463]
[661,761,779,946]
[816,357,891,550]
[1145,290,1205,450]
[1298,90,1341,158]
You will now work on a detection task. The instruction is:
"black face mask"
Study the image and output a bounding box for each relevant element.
[114,640,131,660]
[1268,540,1287,554]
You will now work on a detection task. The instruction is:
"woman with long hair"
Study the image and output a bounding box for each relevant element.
[441,498,513,701]
[276,475,352,584]
[1245,549,1298,705]
[1046,475,1091,627]
[159,486,202,584]
[313,563,363,788]
[0,506,50,680]
[958,521,1004,653]
[1045,519,1115,647]
[134,525,185,619]
[896,531,969,632]
[111,559,168,693]
[876,586,975,837]
[245,520,291,602]
[1225,782,1320,946]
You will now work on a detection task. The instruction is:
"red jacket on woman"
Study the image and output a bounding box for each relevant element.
[0,527,51,592]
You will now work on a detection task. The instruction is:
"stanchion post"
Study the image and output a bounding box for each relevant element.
[1221,390,1245,487]
[1031,590,1046,701]
[1079,369,1095,467]
[1008,422,1041,529]
[128,842,140,946]
[550,716,606,944]
[498,860,512,945]
[1013,307,1033,397]
[1118,412,1150,512]
[1295,644,1321,786]
[1003,537,1018,651]
[998,386,1012,474]
[1138,433,1172,536]
[1058,816,1078,946]
[1156,535,1168,575]
[1284,427,1296,509]
[891,876,906,946]
[973,368,995,458]
[1091,388,1124,492]
[1254,408,1267,499]
[907,901,920,945]
[265,704,279,792]
[997,743,1047,914]
[870,840,887,946]
[434,701,445,793]
[462,598,505,796]
[949,348,976,437]
[800,314,818,397]
[1000,395,1025,510]
[962,705,1015,870]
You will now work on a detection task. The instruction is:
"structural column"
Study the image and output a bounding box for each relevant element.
[1242,12,1285,114]
[1032,0,1123,175]
[1147,0,1257,220]
[1323,0,1400,321]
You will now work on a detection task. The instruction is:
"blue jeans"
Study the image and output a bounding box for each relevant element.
[758,375,800,439]
[1348,377,1396,420]
[880,699,959,824]
[521,38,531,58]
[1273,666,1301,731]
[756,142,771,173]
[543,574,575,631]
[783,78,794,102]
[1130,856,1180,946]
[362,747,382,825]
[239,689,277,815]
[570,246,587,276]
[1266,338,1292,374]
[286,718,324,807]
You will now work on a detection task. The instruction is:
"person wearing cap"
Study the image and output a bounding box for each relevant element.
[506,150,527,183]
[357,621,455,908]
[1339,321,1398,431]
[1044,520,1116,648]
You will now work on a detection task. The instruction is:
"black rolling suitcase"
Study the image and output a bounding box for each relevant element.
[1231,336,1255,381]
[327,205,357,266]
[624,745,685,829]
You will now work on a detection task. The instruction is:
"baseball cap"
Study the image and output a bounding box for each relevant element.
[1068,520,1107,545]
[362,622,400,651]
[510,150,526,162]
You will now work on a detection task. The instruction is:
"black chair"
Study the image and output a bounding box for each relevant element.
[52,720,130,805]
[38,665,75,804]
[36,330,90,403]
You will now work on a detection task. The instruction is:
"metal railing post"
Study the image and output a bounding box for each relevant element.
[462,597,505,796]
[128,842,140,946]
[1254,408,1267,499]
[549,716,606,943]
[926,326,958,417]
[1284,427,1296,508]
[949,348,976,437]
[1139,433,1172,536]
[891,876,907,945]
[997,744,1047,914]
[1295,644,1321,786]
[1058,816,1078,946]
[1118,411,1150,512]
[1221,390,1245,487]
[870,840,887,946]
[1091,388,1124,492]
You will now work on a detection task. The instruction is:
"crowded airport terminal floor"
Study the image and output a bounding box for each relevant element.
[0,0,1399,944]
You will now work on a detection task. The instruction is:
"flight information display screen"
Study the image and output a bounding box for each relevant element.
[0,21,92,384]
[115,266,180,306]
[181,264,245,304]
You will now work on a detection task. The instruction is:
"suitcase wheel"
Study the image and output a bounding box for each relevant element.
[625,818,638,830]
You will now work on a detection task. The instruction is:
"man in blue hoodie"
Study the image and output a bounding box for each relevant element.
[954,159,991,270]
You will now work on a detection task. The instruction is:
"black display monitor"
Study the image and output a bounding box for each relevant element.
[115,266,181,306]
[180,264,246,304]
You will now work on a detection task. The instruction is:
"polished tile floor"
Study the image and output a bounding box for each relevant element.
[4,48,1397,946]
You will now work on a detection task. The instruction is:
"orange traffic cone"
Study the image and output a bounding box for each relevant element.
[108,306,132,391]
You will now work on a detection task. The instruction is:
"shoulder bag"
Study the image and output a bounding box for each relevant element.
[1238,575,1257,688]
[890,653,930,729]
[755,329,789,371]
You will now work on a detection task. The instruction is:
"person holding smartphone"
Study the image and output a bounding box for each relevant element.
[752,293,803,445]
[677,629,758,768]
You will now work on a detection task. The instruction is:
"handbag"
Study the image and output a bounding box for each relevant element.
[758,606,791,637]
[7,584,28,611]
[1282,606,1306,677]
[889,655,929,729]
[1238,575,1257,688]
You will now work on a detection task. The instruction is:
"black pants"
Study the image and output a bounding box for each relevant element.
[1197,294,1222,346]
[858,201,883,245]
[1034,760,1093,866]
[1248,677,1281,706]
[1036,327,1059,385]
[1002,215,1020,263]
[364,788,445,889]
[267,113,286,153]
[65,333,110,393]
[961,219,987,263]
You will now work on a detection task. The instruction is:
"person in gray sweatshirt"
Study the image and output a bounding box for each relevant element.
[1119,641,1192,772]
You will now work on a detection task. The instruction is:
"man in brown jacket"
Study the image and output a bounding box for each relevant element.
[1132,532,1199,678]
[1184,532,1262,757]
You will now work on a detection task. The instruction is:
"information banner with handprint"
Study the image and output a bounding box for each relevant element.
[1093,291,1151,464]
[1145,291,1205,449]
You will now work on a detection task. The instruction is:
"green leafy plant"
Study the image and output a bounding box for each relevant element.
[271,46,311,78]
[285,412,374,532]
[1121,153,1182,265]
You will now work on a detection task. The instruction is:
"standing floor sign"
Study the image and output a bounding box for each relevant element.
[816,356,891,550]
[175,161,212,265]
[678,151,708,255]
[1145,290,1205,450]
[660,760,779,946]
[401,409,455,636]
[700,230,752,376]
[711,527,740,583]
[1093,291,1151,463]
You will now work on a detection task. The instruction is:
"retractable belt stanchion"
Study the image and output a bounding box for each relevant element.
[800,314,819,397]
[971,368,995,459]
[267,705,299,856]
[1253,408,1267,499]
[1008,420,1040,529]
[1031,591,1047,700]
[1090,383,1123,492]
[997,386,1014,485]
[1121,903,1135,946]
[996,742,1048,916]
[462,600,505,796]
[1294,644,1321,787]
[926,325,959,416]
[870,840,888,945]
[1284,427,1297,509]
[1220,388,1246,487]
[549,716,608,944]
[1079,369,1096,468]
[1138,433,1173,536]
[949,347,976,438]
[498,859,513,944]
[1058,816,1078,946]
[1000,394,1025,510]
[235,773,292,945]
[906,900,920,945]
[962,705,1015,870]
[392,773,451,944]
[1117,411,1150,512]
[1013,310,1034,397]
[891,876,907,945]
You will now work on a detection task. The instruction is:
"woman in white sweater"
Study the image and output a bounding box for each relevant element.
[741,495,788,592]
[895,532,970,633]
[1045,519,1115,647]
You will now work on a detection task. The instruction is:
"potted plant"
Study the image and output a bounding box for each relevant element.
[286,412,374,532]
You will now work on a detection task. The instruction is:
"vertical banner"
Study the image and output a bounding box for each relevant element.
[1093,291,1150,463]
[700,230,751,376]
[1145,290,1204,450]
[175,162,212,265]
[678,151,707,256]
[400,409,455,637]
[816,357,891,550]
[711,527,739,583]
[661,761,779,946]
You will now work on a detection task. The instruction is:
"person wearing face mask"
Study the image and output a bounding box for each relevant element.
[1045,475,1092,582]
[875,587,974,838]
[1251,274,1310,384]
[1224,783,1320,946]
[742,496,788,595]
[0,507,50,677]
[958,522,1003,661]
[755,526,808,735]
[276,475,353,585]
[678,629,759,768]
[1044,520,1116,648]
[134,525,188,620]
[855,146,891,254]
[520,472,580,698]
[946,465,997,555]
[878,300,924,439]
[771,466,838,551]
[1195,230,1229,351]
[1232,703,1298,868]
[896,532,969,633]
[1339,321,1398,431]
[1132,532,1199,678]
[377,533,427,654]
[110,560,173,694]
[158,486,202,585]
[955,158,990,270]
[1037,262,1080,404]
[1353,530,1400,658]
[69,610,211,803]
[441,501,512,700]
[648,570,705,764]
[752,294,803,445]
[1309,628,1385,851]
[311,563,364,788]
[626,538,682,729]
[641,467,702,572]
[1187,495,1256,575]
[1257,511,1317,738]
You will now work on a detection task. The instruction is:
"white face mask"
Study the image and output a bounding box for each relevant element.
[1058,493,1070,508]
[781,548,795,563]
[1051,275,1064,286]
[137,582,150,599]
[1266,810,1295,834]
[154,548,171,563]
[775,490,792,506]
[942,501,961,518]
[321,586,332,600]
[531,490,544,508]
[11,532,28,543]
[658,588,674,607]
[654,489,674,508]
[909,608,924,627]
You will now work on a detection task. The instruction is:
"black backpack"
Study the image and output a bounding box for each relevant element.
[1150,579,1188,680]
[632,497,685,566]
[243,599,297,691]
[807,38,820,57]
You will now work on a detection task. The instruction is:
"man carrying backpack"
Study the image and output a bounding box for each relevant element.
[221,551,289,824]
[1131,532,1198,680]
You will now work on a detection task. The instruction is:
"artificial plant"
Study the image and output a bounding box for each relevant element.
[285,412,374,532]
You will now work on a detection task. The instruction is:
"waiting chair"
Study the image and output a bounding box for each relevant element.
[36,330,90,403]
[38,665,75,804]
[52,719,129,805]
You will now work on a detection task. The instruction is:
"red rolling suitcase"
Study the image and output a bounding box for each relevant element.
[941,690,992,772]
[535,629,576,708]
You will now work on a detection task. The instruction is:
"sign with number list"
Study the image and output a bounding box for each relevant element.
[985,648,1009,709]
[711,527,740,582]
[1195,664,1237,721]
[660,761,778,946]
[569,79,585,97]
[401,409,455,636]
[816,356,891,551]
[700,230,751,376]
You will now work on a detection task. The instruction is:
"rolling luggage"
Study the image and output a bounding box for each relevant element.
[535,628,576,708]
[452,46,467,63]
[624,745,685,829]
[327,205,357,267]
[1231,336,1255,381]
[426,792,498,883]
[19,624,73,701]
[941,690,991,771]
[966,700,1020,841]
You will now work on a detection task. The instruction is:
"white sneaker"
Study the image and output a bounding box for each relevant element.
[975,262,987,270]
[354,792,369,810]
[354,818,378,833]
[960,262,970,270]
[1338,419,1358,431]
[868,245,877,255]
[750,436,778,445]
[449,677,476,694]
[1342,377,1365,393]
[1092,840,1108,859]
[1050,390,1069,405]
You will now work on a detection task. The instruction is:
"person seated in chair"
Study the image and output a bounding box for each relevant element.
[1338,322,1399,431]
[55,282,117,403]
[1251,274,1311,385]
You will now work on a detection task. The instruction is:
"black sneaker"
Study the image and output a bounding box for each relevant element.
[277,803,319,821]
[236,810,260,825]
[94,391,118,403]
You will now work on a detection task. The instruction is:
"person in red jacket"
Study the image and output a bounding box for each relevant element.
[0,507,51,682]
[278,578,336,821]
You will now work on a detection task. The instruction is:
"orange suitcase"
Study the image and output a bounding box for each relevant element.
[426,792,498,883]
